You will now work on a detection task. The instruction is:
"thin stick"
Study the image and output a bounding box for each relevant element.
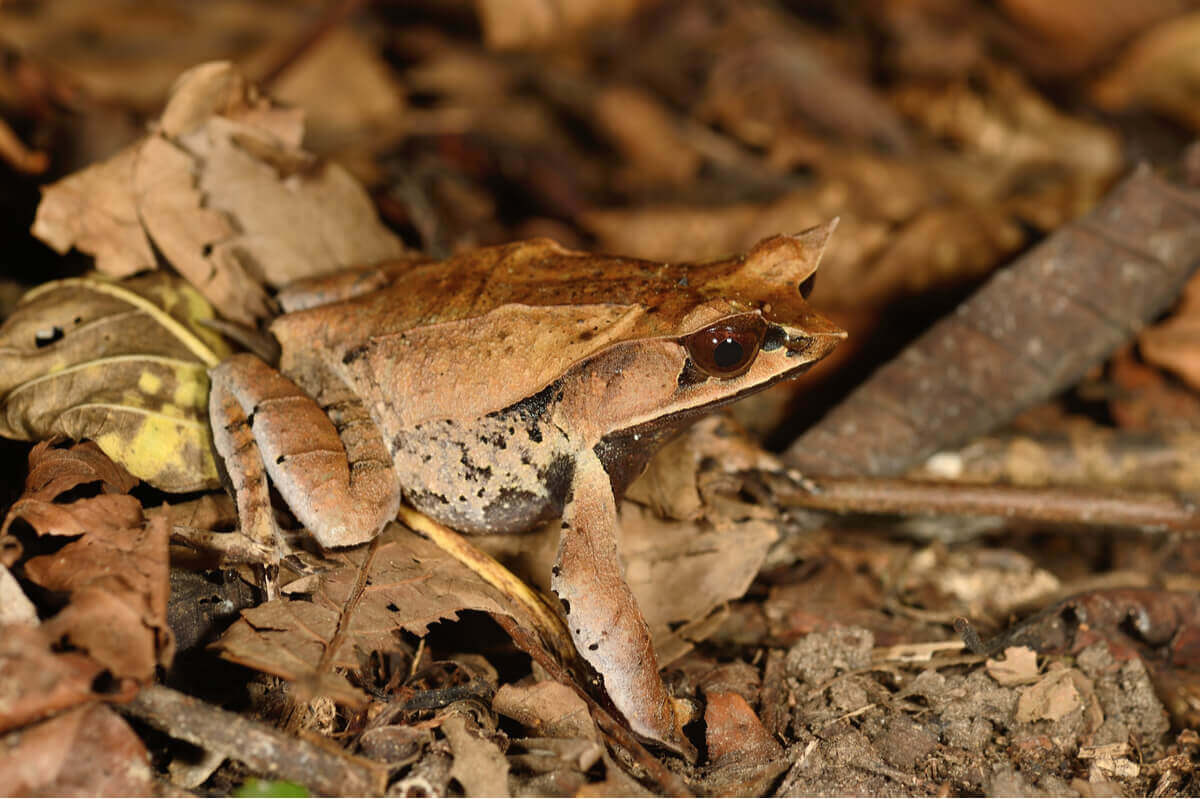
[123,684,388,796]
[777,475,1200,534]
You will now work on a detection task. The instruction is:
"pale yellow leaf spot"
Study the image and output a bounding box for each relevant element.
[138,371,164,396]
[173,375,206,409]
[94,412,217,487]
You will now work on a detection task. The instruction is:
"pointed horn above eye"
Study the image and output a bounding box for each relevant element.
[739,217,839,285]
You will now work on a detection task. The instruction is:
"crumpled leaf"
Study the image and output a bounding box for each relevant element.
[0,272,228,491]
[0,703,155,796]
[3,441,173,681]
[33,61,406,326]
[214,523,543,705]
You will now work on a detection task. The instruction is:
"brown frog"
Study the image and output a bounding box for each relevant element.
[209,222,844,753]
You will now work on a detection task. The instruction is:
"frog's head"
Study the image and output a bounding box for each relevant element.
[556,221,846,493]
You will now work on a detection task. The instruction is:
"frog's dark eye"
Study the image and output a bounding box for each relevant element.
[683,315,767,378]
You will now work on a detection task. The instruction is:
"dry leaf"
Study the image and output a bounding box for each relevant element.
[893,66,1122,186]
[474,0,648,50]
[0,564,36,626]
[33,61,406,325]
[215,523,544,705]
[700,13,910,155]
[1092,12,1200,131]
[494,680,598,741]
[1015,667,1102,726]
[986,646,1042,686]
[3,441,173,680]
[999,0,1191,74]
[0,703,155,796]
[702,691,787,796]
[442,712,511,798]
[0,272,228,491]
[0,0,315,112]
[592,85,701,188]
[265,27,408,165]
[1140,270,1200,391]
[0,624,110,734]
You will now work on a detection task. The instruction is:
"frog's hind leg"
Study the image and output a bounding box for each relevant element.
[209,354,401,550]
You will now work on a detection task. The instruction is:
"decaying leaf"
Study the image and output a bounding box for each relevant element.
[494,680,598,742]
[0,703,156,796]
[33,61,406,326]
[442,712,510,798]
[215,523,544,705]
[702,691,787,796]
[3,441,172,681]
[0,623,112,734]
[0,272,227,491]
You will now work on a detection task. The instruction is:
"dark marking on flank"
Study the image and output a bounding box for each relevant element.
[275,455,286,464]
[561,599,571,615]
[588,643,599,651]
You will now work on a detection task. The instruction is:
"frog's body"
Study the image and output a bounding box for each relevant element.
[209,225,844,755]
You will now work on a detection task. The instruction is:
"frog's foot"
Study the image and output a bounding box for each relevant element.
[209,354,401,549]
[550,450,696,761]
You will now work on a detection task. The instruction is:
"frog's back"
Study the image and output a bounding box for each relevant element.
[271,239,686,428]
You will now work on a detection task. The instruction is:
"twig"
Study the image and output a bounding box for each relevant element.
[776,474,1200,534]
[122,684,388,796]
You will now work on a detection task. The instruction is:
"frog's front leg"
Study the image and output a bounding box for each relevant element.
[551,448,694,758]
[209,354,401,551]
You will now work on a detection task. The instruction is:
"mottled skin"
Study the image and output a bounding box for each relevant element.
[208,222,844,754]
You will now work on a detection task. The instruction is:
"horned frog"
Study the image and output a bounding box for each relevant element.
[209,222,844,753]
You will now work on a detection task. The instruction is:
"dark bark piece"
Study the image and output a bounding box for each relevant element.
[787,166,1200,476]
[123,684,386,796]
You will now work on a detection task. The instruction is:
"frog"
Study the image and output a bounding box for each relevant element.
[208,221,845,755]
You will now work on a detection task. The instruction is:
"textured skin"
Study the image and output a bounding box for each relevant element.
[209,224,844,753]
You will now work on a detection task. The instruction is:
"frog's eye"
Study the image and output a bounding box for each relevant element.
[684,316,767,378]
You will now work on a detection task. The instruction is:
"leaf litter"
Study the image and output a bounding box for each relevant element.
[4,1,1200,796]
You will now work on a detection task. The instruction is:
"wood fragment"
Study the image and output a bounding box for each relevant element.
[787,166,1200,477]
[777,474,1200,534]
[122,684,388,796]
